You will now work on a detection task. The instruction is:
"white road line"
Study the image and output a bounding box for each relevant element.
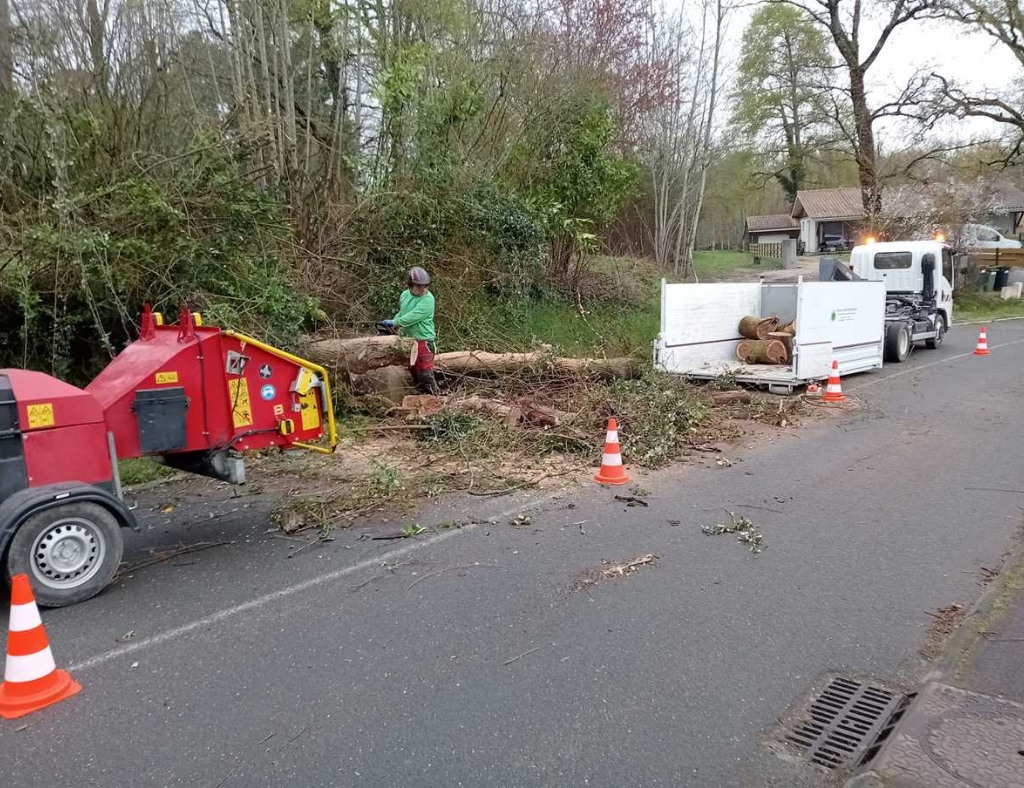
[851,336,1024,390]
[69,526,474,671]
[69,493,565,672]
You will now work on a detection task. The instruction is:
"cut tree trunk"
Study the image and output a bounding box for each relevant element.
[709,390,752,406]
[735,339,787,365]
[349,365,416,404]
[435,351,642,380]
[304,338,643,381]
[306,336,412,375]
[738,315,779,340]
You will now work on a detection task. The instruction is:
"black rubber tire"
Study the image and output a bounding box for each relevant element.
[926,313,946,349]
[884,322,912,363]
[4,502,124,607]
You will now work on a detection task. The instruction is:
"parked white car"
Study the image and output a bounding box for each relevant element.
[960,223,1022,249]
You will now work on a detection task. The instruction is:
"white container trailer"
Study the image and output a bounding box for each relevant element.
[653,278,887,393]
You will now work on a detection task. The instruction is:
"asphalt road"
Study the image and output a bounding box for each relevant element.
[3,320,1024,788]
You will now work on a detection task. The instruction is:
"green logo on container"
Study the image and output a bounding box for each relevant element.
[830,310,837,321]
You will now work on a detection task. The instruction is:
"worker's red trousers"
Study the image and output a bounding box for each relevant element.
[409,340,436,372]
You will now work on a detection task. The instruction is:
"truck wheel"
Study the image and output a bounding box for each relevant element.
[926,314,946,349]
[4,502,124,608]
[884,323,912,363]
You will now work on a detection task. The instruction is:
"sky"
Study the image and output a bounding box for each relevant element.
[718,2,1019,144]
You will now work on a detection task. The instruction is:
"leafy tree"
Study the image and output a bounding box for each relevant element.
[733,4,834,203]
[517,100,637,283]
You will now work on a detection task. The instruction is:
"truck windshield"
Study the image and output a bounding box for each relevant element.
[874,252,912,270]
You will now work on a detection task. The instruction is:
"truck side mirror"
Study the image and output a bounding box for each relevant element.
[921,253,936,301]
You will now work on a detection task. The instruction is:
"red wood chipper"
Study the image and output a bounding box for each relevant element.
[0,305,336,607]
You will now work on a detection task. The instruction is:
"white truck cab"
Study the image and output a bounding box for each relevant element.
[849,240,953,330]
[843,240,953,361]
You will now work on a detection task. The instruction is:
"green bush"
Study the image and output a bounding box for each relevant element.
[605,373,708,468]
[0,144,315,381]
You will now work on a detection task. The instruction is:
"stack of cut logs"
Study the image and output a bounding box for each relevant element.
[736,315,796,365]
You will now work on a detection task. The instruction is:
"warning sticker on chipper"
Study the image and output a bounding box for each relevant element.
[155,371,179,384]
[227,379,253,428]
[26,402,55,429]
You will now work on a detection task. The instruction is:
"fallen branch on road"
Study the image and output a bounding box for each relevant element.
[503,647,540,666]
[572,553,658,591]
[115,541,230,577]
[406,562,506,591]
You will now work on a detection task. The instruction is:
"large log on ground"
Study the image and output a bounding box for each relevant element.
[709,390,752,406]
[435,351,642,380]
[738,315,779,340]
[735,339,787,364]
[306,336,412,375]
[306,338,643,381]
[349,365,416,404]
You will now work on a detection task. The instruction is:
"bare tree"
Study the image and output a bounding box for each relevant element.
[926,0,1024,164]
[773,0,935,218]
[645,0,728,278]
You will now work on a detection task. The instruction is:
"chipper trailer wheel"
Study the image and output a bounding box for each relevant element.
[4,502,124,608]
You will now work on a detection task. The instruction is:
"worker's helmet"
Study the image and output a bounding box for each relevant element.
[408,266,431,286]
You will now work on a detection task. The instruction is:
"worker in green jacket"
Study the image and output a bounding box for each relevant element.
[377,266,438,394]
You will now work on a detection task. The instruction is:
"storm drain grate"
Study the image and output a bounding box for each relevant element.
[787,677,912,770]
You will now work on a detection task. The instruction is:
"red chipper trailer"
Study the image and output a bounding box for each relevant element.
[0,305,336,607]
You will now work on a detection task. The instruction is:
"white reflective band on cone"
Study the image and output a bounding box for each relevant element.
[601,453,623,466]
[606,431,619,444]
[5,647,57,683]
[8,602,42,632]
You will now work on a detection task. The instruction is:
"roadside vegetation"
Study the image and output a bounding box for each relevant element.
[954,293,1024,323]
[118,458,177,487]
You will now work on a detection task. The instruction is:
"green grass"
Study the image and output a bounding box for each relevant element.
[692,250,783,281]
[439,256,662,358]
[954,292,1024,323]
[118,458,176,486]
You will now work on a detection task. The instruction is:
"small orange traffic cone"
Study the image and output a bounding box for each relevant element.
[0,575,81,719]
[594,418,631,485]
[823,360,845,403]
[974,327,991,356]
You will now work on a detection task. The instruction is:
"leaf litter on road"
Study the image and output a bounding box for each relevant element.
[701,511,766,554]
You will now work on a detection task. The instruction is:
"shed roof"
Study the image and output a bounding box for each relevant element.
[746,214,799,232]
[791,188,864,220]
[791,181,1024,221]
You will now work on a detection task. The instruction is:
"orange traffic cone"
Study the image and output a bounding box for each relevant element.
[823,360,845,403]
[0,575,81,719]
[974,327,991,356]
[594,418,631,485]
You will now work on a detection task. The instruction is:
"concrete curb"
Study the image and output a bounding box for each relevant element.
[921,518,1024,686]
